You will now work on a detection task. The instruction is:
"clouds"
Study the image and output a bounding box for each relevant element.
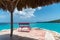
[13,7,42,19]
[0,6,42,22]
[14,8,36,19]
[37,7,42,10]
[0,3,60,23]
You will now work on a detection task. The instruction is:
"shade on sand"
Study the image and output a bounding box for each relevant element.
[0,0,60,37]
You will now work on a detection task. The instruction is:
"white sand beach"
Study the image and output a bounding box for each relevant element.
[0,28,60,40]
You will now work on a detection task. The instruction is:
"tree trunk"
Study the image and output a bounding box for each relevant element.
[10,12,13,37]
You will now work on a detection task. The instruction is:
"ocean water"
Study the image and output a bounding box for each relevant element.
[0,23,19,30]
[0,23,60,33]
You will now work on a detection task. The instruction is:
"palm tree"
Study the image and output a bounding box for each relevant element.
[0,0,60,37]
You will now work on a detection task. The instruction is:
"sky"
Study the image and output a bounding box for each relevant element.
[0,3,60,23]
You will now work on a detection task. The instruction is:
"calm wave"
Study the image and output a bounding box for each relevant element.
[0,23,60,33]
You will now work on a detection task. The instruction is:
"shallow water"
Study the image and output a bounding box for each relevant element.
[0,23,60,33]
[30,23,60,33]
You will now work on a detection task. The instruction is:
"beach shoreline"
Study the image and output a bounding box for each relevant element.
[0,28,60,40]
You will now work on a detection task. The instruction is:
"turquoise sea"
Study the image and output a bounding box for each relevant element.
[0,23,60,33]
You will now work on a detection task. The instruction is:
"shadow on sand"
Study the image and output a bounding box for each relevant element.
[0,34,37,40]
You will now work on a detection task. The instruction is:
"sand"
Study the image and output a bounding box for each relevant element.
[0,28,60,40]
